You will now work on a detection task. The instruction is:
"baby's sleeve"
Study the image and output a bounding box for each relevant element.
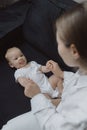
[14,70,23,82]
[31,61,41,69]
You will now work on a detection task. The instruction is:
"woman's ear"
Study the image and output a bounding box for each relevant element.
[70,44,80,59]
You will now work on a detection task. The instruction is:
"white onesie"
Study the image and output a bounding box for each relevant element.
[14,61,58,98]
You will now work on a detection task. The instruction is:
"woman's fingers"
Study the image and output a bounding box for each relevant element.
[24,80,41,98]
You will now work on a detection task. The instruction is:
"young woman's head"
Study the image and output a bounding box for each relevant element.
[56,2,87,68]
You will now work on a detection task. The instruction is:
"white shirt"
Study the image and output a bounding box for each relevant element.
[31,71,87,130]
[14,61,58,97]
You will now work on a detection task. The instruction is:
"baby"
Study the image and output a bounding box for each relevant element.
[5,47,63,98]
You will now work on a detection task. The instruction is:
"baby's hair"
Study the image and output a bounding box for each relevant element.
[56,1,87,61]
[5,47,19,62]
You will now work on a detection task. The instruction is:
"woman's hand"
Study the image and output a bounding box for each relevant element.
[43,93,61,107]
[51,98,61,107]
[24,79,41,98]
[46,60,63,79]
[18,77,32,88]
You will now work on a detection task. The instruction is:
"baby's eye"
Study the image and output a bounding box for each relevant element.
[20,54,23,57]
[14,57,18,60]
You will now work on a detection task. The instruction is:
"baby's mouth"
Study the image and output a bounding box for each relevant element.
[19,60,25,65]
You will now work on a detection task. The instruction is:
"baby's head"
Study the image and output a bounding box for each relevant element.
[5,47,27,69]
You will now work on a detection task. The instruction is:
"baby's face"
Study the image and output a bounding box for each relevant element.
[8,48,27,69]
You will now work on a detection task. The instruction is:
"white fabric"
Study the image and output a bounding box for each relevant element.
[1,112,41,130]
[31,71,87,130]
[15,61,58,97]
[2,71,87,130]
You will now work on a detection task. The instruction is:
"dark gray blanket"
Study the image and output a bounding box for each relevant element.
[0,0,77,128]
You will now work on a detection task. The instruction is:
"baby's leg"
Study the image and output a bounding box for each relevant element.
[1,112,40,130]
[48,75,58,90]
[48,75,63,94]
[57,78,63,95]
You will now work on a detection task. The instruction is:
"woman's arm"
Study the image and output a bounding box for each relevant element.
[31,93,87,130]
[24,80,87,130]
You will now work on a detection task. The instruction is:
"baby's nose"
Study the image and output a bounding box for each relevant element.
[19,57,23,60]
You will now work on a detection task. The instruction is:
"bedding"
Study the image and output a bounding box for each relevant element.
[0,0,77,128]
